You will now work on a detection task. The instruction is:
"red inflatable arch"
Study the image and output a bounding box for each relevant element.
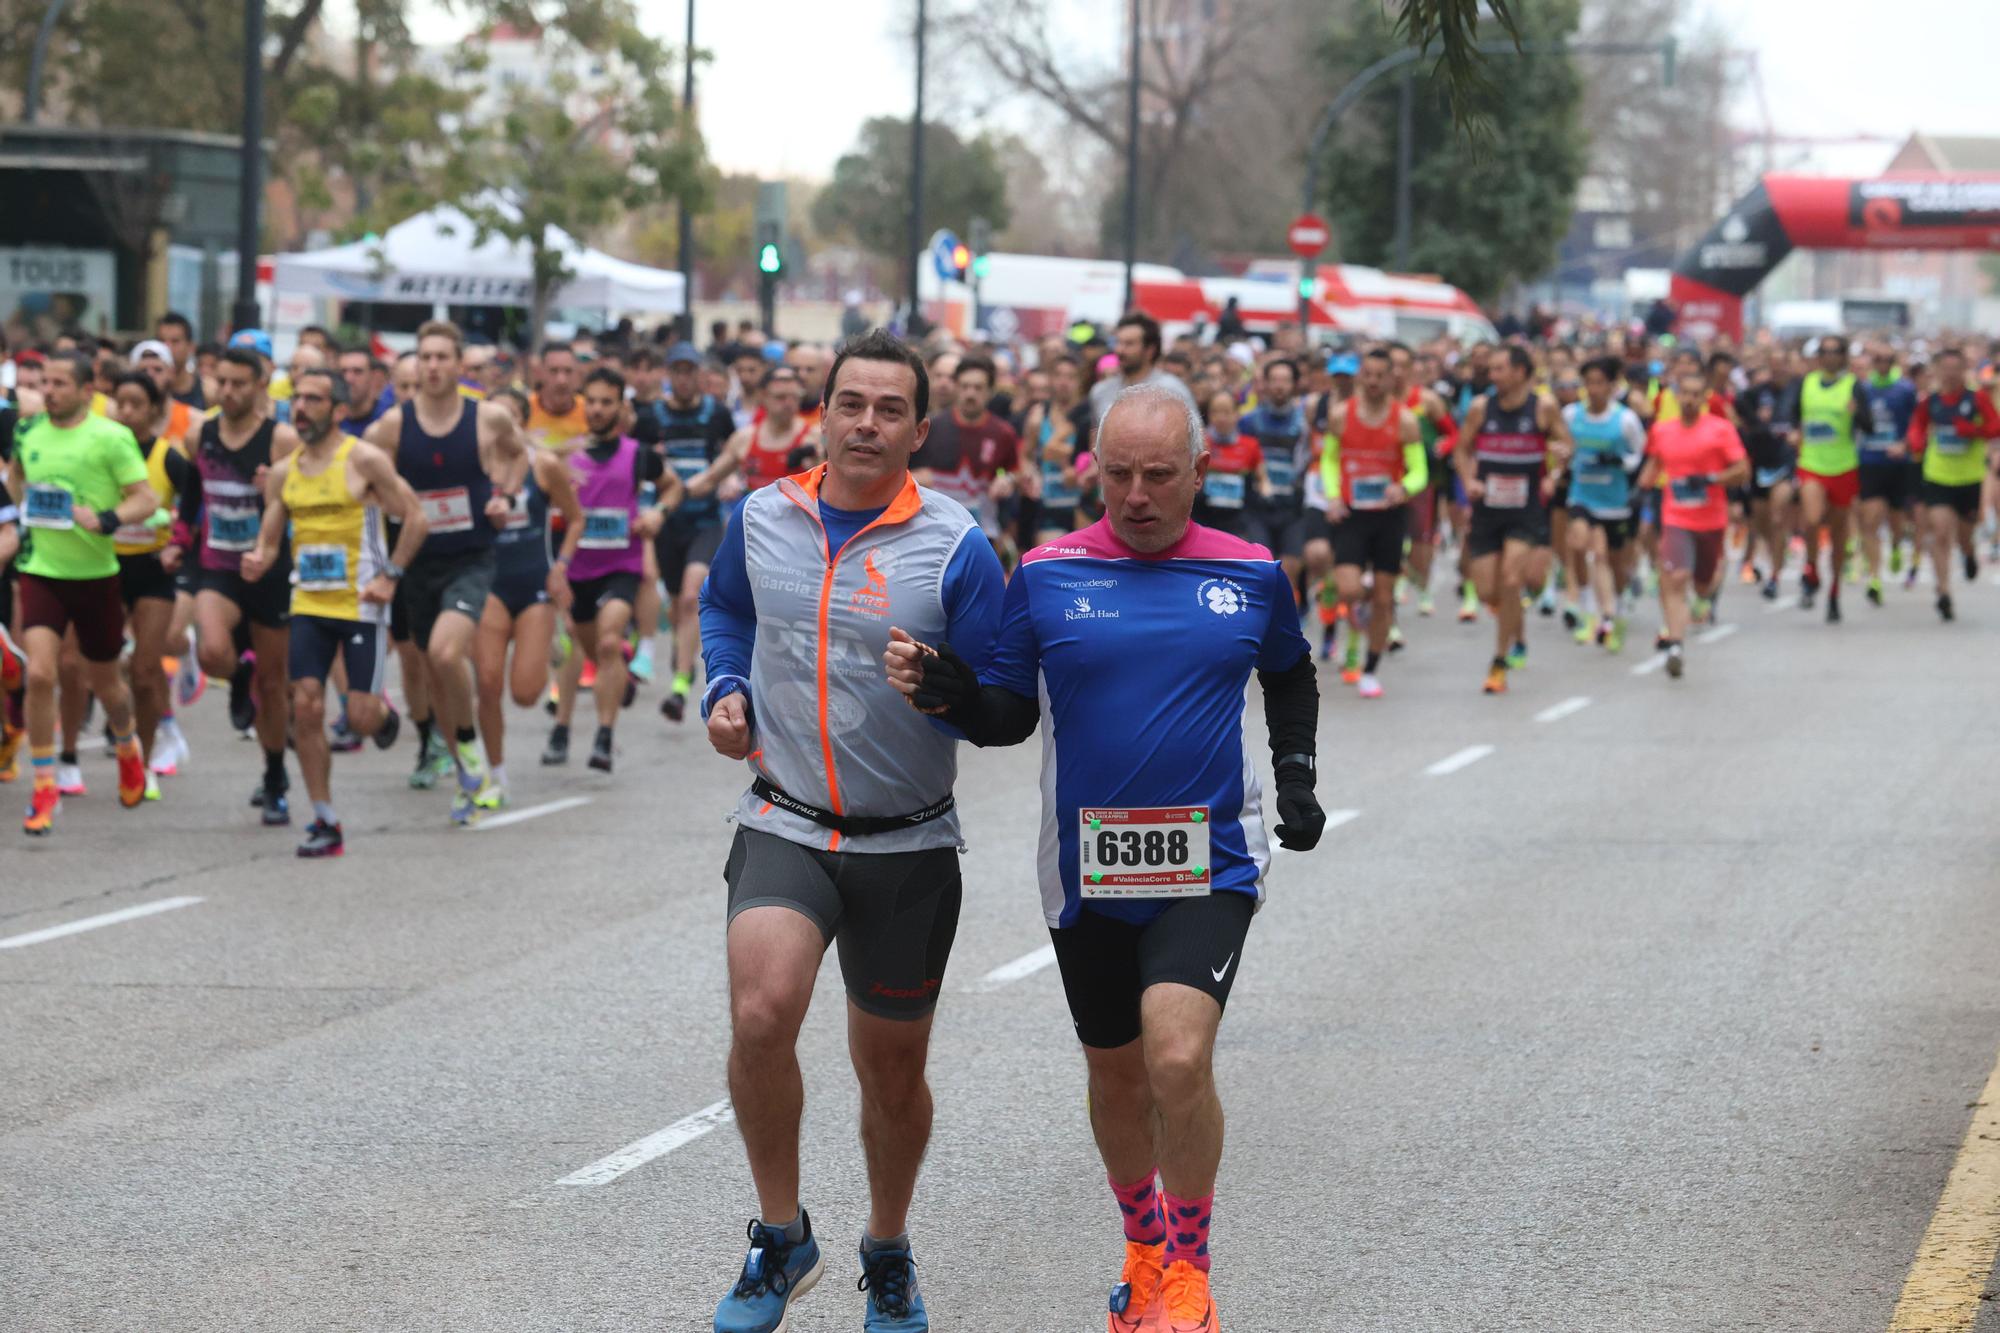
[1669,174,2000,341]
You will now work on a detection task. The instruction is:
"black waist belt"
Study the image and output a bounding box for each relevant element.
[751,776,954,837]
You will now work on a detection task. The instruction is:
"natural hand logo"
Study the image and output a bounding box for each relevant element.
[1073,595,1091,614]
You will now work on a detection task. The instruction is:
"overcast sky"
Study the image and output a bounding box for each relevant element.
[398,0,1994,181]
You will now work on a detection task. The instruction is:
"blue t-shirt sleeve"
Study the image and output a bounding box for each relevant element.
[979,565,1041,698]
[697,508,756,716]
[1256,561,1310,672]
[940,530,1006,671]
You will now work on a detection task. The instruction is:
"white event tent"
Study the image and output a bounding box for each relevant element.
[270,204,685,315]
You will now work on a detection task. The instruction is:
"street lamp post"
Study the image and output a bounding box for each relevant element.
[231,0,266,334]
[1120,0,1141,314]
[678,0,696,339]
[906,0,927,335]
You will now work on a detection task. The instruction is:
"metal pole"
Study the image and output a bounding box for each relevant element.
[677,0,695,338]
[906,0,926,334]
[1393,65,1414,272]
[1121,0,1141,313]
[23,0,70,124]
[231,0,266,334]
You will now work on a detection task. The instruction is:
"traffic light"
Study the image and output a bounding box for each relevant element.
[968,215,993,281]
[1297,274,1314,299]
[755,221,784,278]
[950,243,971,282]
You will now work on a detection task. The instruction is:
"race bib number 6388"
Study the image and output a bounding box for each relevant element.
[1079,805,1212,898]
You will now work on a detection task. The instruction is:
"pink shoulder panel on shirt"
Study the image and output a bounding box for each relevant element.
[1021,519,1274,564]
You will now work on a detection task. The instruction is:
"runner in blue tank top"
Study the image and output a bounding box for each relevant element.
[361,319,529,826]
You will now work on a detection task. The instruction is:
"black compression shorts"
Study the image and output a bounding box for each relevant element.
[724,827,963,1020]
[1049,892,1255,1048]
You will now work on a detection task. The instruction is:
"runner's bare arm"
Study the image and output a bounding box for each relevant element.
[269,422,304,465]
[478,401,530,491]
[362,406,402,456]
[687,430,748,497]
[351,442,428,566]
[537,451,586,568]
[241,461,290,583]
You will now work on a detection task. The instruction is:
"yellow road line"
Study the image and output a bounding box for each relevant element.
[1888,1047,2000,1331]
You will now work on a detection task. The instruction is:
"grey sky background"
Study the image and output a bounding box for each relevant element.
[397,1,1995,181]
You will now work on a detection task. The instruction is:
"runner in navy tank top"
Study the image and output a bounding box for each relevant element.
[361,319,529,826]
[171,347,303,821]
[1454,344,1572,695]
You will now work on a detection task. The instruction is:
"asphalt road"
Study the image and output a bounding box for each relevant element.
[4,562,1999,1332]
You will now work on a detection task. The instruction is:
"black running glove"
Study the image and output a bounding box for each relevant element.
[1272,767,1325,852]
[910,640,980,716]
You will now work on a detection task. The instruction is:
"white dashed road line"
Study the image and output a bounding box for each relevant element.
[1534,696,1592,724]
[1424,745,1494,777]
[966,944,1058,992]
[0,896,205,951]
[474,796,593,831]
[1697,623,1739,645]
[544,1099,737,1192]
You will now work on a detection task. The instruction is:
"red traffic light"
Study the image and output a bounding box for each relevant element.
[951,243,971,272]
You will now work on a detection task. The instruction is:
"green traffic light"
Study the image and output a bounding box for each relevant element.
[971,254,992,279]
[1297,276,1313,298]
[758,244,782,275]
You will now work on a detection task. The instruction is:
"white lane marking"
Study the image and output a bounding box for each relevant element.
[1424,745,1494,777]
[966,944,1058,992]
[551,1099,736,1189]
[474,796,592,831]
[1697,623,1739,645]
[1273,807,1361,854]
[1534,695,1592,724]
[1763,600,1791,615]
[1632,652,1668,676]
[0,896,204,950]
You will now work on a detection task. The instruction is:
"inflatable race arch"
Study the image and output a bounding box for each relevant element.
[1669,174,2000,340]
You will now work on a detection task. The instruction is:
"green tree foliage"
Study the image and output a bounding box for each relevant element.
[811,118,1010,265]
[447,2,708,348]
[1312,0,1584,302]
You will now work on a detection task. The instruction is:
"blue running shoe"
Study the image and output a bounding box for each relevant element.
[858,1242,928,1331]
[715,1214,823,1333]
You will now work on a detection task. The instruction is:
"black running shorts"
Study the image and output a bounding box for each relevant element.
[1049,892,1255,1049]
[724,827,963,1021]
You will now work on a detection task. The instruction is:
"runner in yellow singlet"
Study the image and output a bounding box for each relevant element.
[242,368,429,858]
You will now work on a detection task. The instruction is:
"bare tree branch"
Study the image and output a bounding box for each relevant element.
[271,0,327,82]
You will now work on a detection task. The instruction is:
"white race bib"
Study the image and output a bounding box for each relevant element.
[23,482,75,530]
[294,543,349,591]
[1350,475,1392,511]
[206,501,260,552]
[419,487,473,534]
[579,507,632,550]
[499,491,532,530]
[1483,474,1530,509]
[1669,474,1712,506]
[1079,806,1212,899]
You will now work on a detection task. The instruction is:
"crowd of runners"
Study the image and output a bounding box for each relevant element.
[3,305,1998,1329]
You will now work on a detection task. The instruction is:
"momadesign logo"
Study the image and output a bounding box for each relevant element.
[849,547,893,617]
[1197,577,1244,616]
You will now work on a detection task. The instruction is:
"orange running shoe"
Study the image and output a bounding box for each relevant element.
[1160,1261,1220,1333]
[1107,1240,1166,1333]
[23,782,60,835]
[116,742,147,808]
[1482,662,1508,695]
